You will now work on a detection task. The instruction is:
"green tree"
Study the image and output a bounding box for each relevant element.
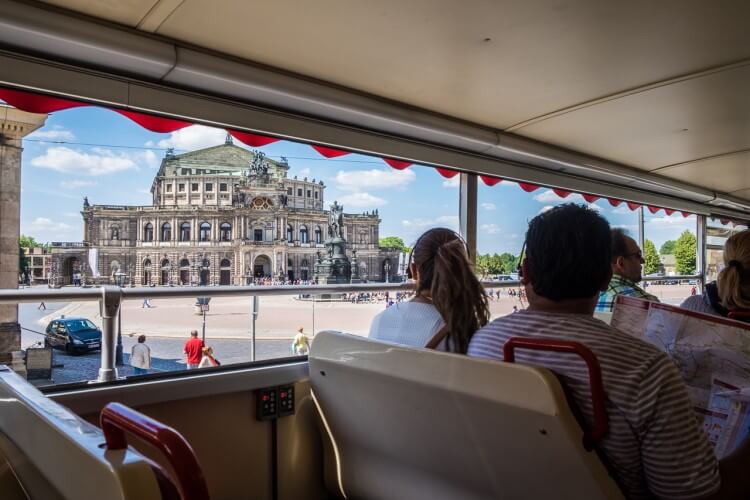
[498,253,518,274]
[379,236,410,253]
[674,230,697,275]
[659,240,676,255]
[18,235,36,283]
[643,239,661,275]
[19,235,37,249]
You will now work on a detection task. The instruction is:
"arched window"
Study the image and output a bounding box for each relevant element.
[143,223,153,242]
[161,222,171,241]
[180,258,190,268]
[300,225,309,243]
[142,259,152,285]
[315,226,322,244]
[180,222,191,241]
[220,258,231,268]
[199,222,211,242]
[220,222,232,241]
[110,225,120,240]
[286,224,293,242]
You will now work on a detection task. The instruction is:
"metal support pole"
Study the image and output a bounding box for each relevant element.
[637,206,645,251]
[459,172,478,264]
[251,296,258,362]
[202,309,206,343]
[115,309,123,366]
[696,214,707,292]
[98,286,121,382]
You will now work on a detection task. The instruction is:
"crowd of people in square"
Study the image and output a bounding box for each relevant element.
[368,204,750,499]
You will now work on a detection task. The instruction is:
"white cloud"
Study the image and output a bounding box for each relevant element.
[297,167,312,177]
[401,215,459,231]
[336,192,387,208]
[27,126,75,141]
[588,203,602,212]
[538,205,554,214]
[28,217,72,232]
[157,125,227,151]
[611,205,632,214]
[60,180,96,189]
[480,223,502,234]
[648,215,695,227]
[335,168,416,192]
[442,176,460,188]
[31,147,141,176]
[481,202,496,211]
[533,190,563,203]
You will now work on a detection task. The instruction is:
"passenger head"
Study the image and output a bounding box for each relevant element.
[409,227,490,353]
[190,330,198,338]
[717,230,750,310]
[202,346,213,355]
[610,228,644,282]
[522,204,611,308]
[138,335,146,343]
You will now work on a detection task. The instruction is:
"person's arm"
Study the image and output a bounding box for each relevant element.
[704,438,750,499]
[636,357,721,499]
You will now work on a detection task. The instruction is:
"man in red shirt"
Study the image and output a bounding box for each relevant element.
[183,330,204,369]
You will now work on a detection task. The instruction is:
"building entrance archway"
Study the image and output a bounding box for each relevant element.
[220,258,231,285]
[179,258,190,285]
[62,257,80,286]
[253,255,271,278]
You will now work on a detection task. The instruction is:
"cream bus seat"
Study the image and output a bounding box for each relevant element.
[0,366,206,500]
[309,331,623,500]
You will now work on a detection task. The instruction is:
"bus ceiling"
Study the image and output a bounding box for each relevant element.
[1,0,749,221]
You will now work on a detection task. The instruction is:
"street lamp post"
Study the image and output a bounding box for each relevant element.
[114,270,126,366]
[385,261,391,283]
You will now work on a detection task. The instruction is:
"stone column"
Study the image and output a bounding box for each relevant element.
[0,106,47,372]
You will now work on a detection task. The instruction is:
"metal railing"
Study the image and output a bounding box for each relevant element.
[0,276,704,383]
[0,281,527,383]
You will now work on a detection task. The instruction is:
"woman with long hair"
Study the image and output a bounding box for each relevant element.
[681,230,750,322]
[369,227,490,353]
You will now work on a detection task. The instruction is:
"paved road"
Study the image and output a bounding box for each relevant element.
[20,301,297,386]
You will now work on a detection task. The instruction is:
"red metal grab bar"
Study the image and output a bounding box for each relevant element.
[100,402,210,500]
[503,337,608,448]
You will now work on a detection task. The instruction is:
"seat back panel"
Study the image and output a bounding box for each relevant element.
[310,331,623,500]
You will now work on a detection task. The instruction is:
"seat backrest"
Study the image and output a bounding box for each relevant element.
[309,331,623,500]
[0,366,163,500]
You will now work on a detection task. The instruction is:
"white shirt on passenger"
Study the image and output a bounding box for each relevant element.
[368,302,450,351]
[130,343,151,369]
[468,309,720,500]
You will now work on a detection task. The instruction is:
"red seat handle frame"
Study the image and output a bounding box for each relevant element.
[503,337,608,448]
[100,402,210,500]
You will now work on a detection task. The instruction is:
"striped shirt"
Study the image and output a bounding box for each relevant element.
[467,310,719,499]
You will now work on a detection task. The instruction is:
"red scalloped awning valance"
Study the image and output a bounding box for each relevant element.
[1,86,710,220]
[229,130,280,147]
[480,176,502,186]
[0,87,86,113]
[311,145,349,158]
[384,159,412,170]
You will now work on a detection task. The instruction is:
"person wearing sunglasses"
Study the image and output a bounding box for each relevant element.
[595,228,659,312]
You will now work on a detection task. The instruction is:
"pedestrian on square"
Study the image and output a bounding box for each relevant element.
[142,298,152,308]
[199,346,220,368]
[292,327,310,356]
[183,330,204,369]
[130,335,151,375]
[38,301,46,310]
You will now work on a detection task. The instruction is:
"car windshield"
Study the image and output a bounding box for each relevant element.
[65,320,97,332]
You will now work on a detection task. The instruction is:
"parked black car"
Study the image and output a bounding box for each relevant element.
[44,317,102,354]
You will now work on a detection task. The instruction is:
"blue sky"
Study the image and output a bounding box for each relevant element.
[17,106,697,254]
